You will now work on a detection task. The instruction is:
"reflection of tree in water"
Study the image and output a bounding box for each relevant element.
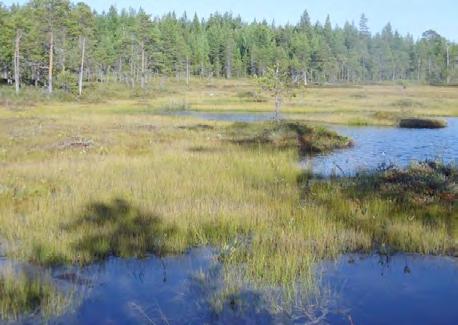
[120,259,345,324]
[376,253,413,276]
[181,264,350,324]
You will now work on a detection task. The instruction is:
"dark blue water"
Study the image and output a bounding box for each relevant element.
[320,254,458,325]
[305,118,458,176]
[4,250,456,324]
[47,248,274,325]
[55,248,217,324]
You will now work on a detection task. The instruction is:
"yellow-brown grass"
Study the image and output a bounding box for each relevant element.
[0,80,455,308]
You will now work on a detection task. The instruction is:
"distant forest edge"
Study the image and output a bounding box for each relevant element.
[1,0,457,95]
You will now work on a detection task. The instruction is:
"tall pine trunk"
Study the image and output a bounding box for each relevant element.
[140,40,145,89]
[225,47,232,79]
[130,40,135,88]
[48,31,54,94]
[14,29,22,94]
[417,59,421,81]
[274,65,281,122]
[446,44,450,85]
[78,36,86,96]
[186,56,190,86]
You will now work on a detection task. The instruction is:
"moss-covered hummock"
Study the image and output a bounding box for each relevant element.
[224,121,352,154]
[399,118,447,129]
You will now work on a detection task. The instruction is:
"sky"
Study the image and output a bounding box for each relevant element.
[3,0,457,41]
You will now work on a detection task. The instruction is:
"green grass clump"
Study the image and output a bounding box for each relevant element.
[391,98,425,108]
[224,121,352,154]
[160,99,190,112]
[305,161,457,255]
[0,268,71,321]
[348,118,370,126]
[237,90,268,103]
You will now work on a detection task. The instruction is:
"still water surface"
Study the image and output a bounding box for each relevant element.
[14,250,456,324]
[307,118,458,176]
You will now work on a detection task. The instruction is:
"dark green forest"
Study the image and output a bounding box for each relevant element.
[1,0,457,94]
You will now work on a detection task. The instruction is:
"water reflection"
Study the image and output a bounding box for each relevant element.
[2,249,457,324]
[51,248,277,324]
[305,118,458,176]
[27,251,455,324]
[320,254,458,325]
[53,248,217,324]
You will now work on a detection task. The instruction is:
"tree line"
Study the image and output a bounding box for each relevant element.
[0,0,457,95]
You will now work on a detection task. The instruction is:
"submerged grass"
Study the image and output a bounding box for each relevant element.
[0,267,72,321]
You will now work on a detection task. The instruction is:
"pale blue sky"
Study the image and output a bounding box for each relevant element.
[3,0,457,41]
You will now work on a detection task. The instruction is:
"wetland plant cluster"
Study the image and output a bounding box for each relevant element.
[0,267,72,321]
[399,118,448,129]
[224,121,352,154]
[306,161,457,255]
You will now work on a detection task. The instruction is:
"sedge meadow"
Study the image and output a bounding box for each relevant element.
[0,0,458,322]
[0,79,457,323]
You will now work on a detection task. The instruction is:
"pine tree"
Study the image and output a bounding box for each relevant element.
[70,2,95,95]
[359,14,370,38]
[30,0,71,93]
[135,9,153,88]
[0,1,456,87]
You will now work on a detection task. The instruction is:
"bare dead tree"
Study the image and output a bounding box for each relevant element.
[48,30,54,94]
[14,29,23,94]
[140,40,145,89]
[78,36,86,96]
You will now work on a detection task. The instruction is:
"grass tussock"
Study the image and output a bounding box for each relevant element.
[399,118,448,129]
[305,161,457,255]
[224,121,352,154]
[391,98,426,108]
[237,90,268,103]
[0,268,71,321]
[0,106,360,295]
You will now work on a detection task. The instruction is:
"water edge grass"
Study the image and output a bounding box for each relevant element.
[0,266,74,321]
